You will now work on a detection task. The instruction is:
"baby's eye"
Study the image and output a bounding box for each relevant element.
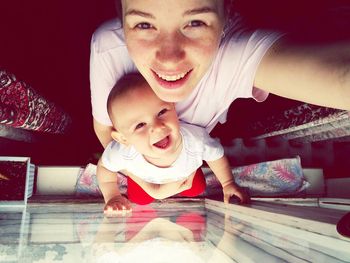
[135,122,146,130]
[135,22,153,30]
[158,108,168,117]
[187,20,206,28]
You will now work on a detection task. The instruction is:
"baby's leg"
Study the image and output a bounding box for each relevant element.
[179,169,206,197]
[127,176,155,205]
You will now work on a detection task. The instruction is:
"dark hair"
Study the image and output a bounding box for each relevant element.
[115,0,122,18]
[224,0,236,18]
[107,72,146,125]
[114,0,236,19]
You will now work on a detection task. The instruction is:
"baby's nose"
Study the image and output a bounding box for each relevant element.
[151,121,170,134]
[152,121,165,131]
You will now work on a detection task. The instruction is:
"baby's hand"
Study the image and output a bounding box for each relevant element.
[223,183,250,204]
[104,195,132,217]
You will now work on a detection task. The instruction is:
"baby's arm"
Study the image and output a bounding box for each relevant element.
[207,156,250,204]
[96,159,131,215]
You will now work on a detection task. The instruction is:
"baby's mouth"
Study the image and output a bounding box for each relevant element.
[153,136,171,149]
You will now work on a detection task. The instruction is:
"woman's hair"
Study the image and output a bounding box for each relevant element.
[114,0,122,18]
[224,0,236,18]
[114,0,236,19]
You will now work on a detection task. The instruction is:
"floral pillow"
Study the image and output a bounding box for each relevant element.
[202,156,309,197]
[75,164,126,197]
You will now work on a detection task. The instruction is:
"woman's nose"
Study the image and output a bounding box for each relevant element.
[155,32,185,64]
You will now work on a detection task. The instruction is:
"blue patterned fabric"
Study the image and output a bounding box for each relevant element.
[233,156,308,196]
[203,156,309,197]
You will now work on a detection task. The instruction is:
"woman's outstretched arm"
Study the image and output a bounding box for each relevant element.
[255,35,350,110]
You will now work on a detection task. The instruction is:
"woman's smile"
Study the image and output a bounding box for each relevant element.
[152,69,193,90]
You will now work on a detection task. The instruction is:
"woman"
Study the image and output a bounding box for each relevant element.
[90,0,350,147]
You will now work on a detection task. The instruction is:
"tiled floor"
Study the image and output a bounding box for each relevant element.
[1,199,349,263]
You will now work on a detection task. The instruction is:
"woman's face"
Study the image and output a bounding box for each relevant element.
[122,0,225,102]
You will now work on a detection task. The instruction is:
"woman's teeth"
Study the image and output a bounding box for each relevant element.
[156,71,188,82]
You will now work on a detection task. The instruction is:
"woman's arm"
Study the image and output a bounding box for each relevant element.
[255,36,350,110]
[93,118,113,149]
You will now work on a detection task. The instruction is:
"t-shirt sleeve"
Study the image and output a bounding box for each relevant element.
[177,19,285,133]
[187,125,224,161]
[202,134,224,162]
[90,38,112,126]
[218,26,284,102]
[181,123,224,162]
[89,20,137,126]
[101,141,125,172]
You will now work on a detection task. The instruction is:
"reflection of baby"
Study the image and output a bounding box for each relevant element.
[97,238,204,263]
[93,210,212,263]
[97,72,249,215]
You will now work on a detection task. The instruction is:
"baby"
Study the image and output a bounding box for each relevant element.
[97,72,249,216]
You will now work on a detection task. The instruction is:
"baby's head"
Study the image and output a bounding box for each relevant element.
[107,72,149,128]
[107,72,182,161]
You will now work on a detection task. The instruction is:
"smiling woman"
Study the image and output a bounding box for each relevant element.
[90,0,282,147]
[90,0,350,149]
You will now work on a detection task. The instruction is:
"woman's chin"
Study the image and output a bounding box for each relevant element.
[152,85,193,103]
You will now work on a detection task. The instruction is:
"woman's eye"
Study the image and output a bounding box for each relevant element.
[135,122,146,130]
[187,20,206,28]
[158,109,168,117]
[135,22,153,30]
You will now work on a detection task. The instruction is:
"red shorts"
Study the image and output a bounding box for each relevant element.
[125,208,206,242]
[127,168,206,205]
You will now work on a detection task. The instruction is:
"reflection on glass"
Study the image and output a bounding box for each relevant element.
[92,206,213,263]
[0,202,349,262]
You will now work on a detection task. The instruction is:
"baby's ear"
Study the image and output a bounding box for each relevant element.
[111,130,129,145]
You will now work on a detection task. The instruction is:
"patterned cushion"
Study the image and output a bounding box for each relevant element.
[75,164,126,197]
[203,156,309,197]
[0,69,71,133]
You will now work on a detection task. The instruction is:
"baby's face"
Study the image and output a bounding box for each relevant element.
[121,0,225,103]
[112,83,182,160]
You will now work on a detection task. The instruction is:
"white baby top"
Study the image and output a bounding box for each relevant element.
[101,123,224,184]
[90,17,282,132]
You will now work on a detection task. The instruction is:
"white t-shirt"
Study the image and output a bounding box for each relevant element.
[101,123,224,184]
[90,17,282,132]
